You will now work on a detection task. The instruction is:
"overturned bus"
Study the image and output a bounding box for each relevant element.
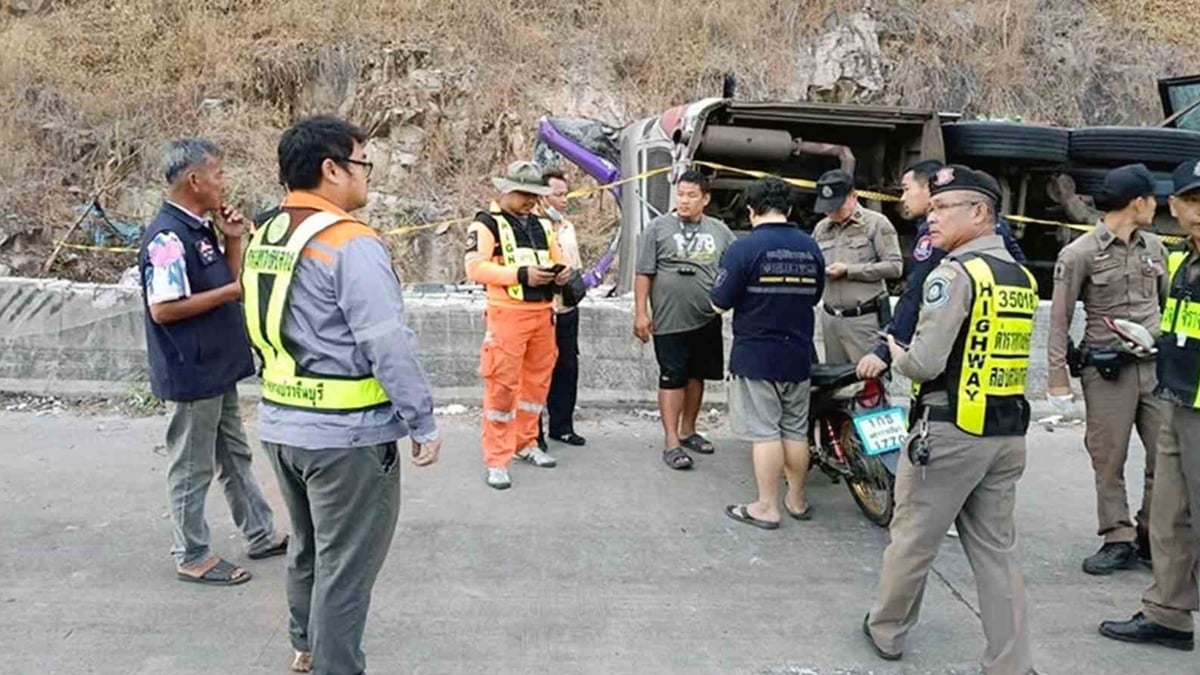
[537,75,1200,297]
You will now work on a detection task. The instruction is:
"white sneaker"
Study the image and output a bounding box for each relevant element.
[515,446,557,468]
[486,467,512,489]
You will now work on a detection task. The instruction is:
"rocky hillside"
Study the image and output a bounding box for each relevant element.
[1,0,1197,283]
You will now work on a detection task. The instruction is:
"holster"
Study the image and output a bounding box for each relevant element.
[1088,347,1129,381]
[1067,341,1085,378]
[875,292,893,330]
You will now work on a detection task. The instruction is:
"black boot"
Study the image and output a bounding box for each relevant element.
[1082,542,1139,575]
[1084,540,1137,571]
[1137,529,1152,565]
[536,416,548,451]
[1099,612,1194,651]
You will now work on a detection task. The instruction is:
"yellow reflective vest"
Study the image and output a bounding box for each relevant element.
[240,211,389,412]
[476,206,556,302]
[917,253,1038,436]
[1157,247,1200,408]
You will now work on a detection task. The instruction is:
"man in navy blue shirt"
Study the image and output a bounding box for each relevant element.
[856,160,1026,379]
[712,178,826,529]
[140,138,286,586]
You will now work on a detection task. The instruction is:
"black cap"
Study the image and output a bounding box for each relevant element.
[1172,159,1200,197]
[928,164,1001,203]
[1096,164,1156,211]
[814,169,854,214]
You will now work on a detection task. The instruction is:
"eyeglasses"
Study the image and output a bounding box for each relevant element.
[333,157,374,179]
[928,200,982,215]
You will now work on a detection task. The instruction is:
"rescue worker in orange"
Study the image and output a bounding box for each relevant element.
[466,161,573,490]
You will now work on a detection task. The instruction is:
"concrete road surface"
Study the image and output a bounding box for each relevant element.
[0,405,1181,675]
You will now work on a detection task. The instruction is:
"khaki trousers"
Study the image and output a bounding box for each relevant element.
[820,311,878,365]
[1080,360,1166,543]
[1142,405,1200,632]
[868,422,1034,675]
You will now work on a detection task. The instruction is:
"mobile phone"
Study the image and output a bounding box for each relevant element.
[877,331,908,349]
[543,264,566,275]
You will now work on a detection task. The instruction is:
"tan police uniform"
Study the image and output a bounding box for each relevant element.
[867,234,1035,675]
[813,205,903,364]
[1141,238,1200,632]
[1047,221,1169,545]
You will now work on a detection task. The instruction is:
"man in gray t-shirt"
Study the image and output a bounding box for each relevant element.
[634,170,736,469]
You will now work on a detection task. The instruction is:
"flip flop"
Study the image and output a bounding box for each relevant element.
[680,433,715,455]
[783,500,813,521]
[248,534,289,560]
[662,447,694,470]
[177,558,252,586]
[724,504,780,530]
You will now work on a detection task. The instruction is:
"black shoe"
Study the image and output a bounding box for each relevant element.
[550,432,587,446]
[1083,542,1139,576]
[1099,612,1194,651]
[1137,530,1153,565]
[862,614,901,661]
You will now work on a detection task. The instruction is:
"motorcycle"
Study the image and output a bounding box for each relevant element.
[806,363,904,527]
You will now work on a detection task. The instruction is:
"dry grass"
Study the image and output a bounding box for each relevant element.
[1,0,1198,281]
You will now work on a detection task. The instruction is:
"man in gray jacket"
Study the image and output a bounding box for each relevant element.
[242,116,440,675]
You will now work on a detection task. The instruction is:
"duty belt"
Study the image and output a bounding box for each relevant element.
[824,297,881,318]
[920,405,956,424]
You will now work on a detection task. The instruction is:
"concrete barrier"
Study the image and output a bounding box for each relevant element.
[0,277,1084,404]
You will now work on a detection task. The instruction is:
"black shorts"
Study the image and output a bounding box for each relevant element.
[652,318,724,390]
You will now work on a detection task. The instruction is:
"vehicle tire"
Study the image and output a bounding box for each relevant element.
[1069,127,1200,169]
[837,415,895,528]
[1068,167,1174,204]
[943,122,1070,164]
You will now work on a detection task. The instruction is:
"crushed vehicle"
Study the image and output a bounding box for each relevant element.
[537,75,1200,297]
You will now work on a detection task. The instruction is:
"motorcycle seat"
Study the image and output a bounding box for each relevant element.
[810,363,860,390]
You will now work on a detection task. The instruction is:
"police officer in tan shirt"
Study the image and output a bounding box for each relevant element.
[865,165,1035,675]
[1046,164,1170,575]
[1101,159,1200,652]
[812,169,903,364]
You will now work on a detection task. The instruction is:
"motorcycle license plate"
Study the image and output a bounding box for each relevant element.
[852,407,908,456]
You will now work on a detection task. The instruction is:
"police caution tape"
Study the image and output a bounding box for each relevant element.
[48,162,1184,253]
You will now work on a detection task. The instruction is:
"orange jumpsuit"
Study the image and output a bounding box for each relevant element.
[465,203,564,468]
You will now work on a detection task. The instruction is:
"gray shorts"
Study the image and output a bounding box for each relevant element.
[729,376,811,442]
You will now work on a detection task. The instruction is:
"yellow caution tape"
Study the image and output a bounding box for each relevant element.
[566,166,672,200]
[384,217,473,237]
[1005,214,1183,244]
[696,160,1185,243]
[51,162,1187,252]
[54,241,137,253]
[693,161,902,203]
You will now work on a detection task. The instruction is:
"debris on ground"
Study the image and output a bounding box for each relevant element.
[434,404,470,416]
